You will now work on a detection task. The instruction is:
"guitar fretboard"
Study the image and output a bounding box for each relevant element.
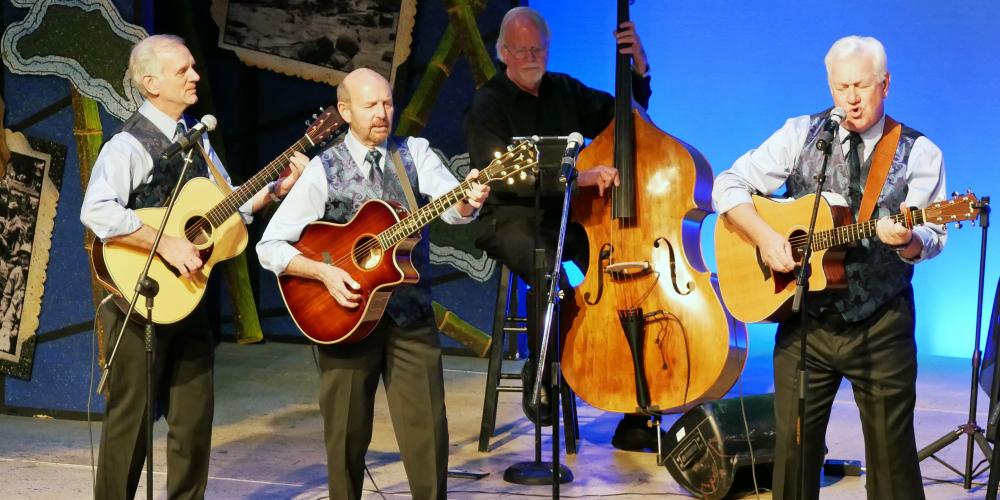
[798,208,927,251]
[376,175,486,249]
[204,135,315,227]
[372,144,534,249]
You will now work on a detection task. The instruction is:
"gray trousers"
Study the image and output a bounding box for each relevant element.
[95,305,215,500]
[772,290,925,500]
[316,317,449,500]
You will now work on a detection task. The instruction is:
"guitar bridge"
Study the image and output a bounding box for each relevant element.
[606,261,650,279]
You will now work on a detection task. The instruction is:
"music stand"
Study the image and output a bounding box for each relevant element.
[918,196,991,490]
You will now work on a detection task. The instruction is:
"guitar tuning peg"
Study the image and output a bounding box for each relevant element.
[304,120,311,126]
[951,191,960,198]
[967,188,973,195]
[493,151,501,159]
[506,178,515,185]
[319,106,325,112]
[955,221,963,229]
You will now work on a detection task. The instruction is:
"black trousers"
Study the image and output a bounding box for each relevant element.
[772,289,924,500]
[315,317,448,500]
[95,304,215,500]
[474,205,586,360]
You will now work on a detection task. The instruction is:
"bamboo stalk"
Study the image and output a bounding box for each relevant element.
[70,86,110,364]
[444,0,496,87]
[433,301,491,358]
[0,95,10,175]
[395,0,492,136]
[175,1,263,344]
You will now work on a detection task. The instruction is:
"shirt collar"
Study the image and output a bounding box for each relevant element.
[838,114,886,162]
[139,100,186,139]
[345,128,387,176]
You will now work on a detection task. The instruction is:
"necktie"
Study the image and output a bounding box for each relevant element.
[366,149,383,185]
[174,121,186,140]
[846,131,863,213]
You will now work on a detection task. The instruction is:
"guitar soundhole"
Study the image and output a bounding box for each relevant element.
[788,229,807,263]
[354,235,382,271]
[185,216,213,246]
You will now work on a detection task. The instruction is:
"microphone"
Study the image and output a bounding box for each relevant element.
[160,115,218,162]
[815,107,846,152]
[559,132,585,183]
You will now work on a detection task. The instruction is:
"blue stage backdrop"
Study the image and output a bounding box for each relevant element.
[535,0,1000,359]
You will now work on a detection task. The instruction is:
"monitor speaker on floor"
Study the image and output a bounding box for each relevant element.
[660,393,775,499]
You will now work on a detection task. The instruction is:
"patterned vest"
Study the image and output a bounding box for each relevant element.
[121,112,208,210]
[317,136,434,327]
[786,110,923,322]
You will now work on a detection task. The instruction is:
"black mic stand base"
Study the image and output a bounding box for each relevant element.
[503,462,573,486]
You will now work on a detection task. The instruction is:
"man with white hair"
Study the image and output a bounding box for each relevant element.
[462,5,658,451]
[712,36,946,499]
[81,34,307,499]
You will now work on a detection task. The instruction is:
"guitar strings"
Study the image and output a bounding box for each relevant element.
[784,210,915,249]
[182,140,309,241]
[321,148,535,271]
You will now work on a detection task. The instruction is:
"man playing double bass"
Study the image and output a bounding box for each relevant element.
[712,36,947,499]
[463,6,657,450]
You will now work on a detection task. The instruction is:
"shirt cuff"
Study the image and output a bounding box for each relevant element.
[441,204,477,224]
[713,189,754,216]
[259,241,302,276]
[896,226,934,264]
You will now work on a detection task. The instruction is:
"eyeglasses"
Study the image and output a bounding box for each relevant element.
[503,45,548,61]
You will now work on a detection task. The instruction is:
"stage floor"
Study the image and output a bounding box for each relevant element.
[0,341,994,499]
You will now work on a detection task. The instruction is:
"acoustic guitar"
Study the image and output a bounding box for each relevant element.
[278,140,538,344]
[714,191,979,323]
[92,107,345,324]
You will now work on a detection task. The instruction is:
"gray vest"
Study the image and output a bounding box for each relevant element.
[786,110,923,322]
[317,136,434,328]
[121,112,208,210]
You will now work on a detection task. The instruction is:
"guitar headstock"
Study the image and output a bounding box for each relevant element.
[923,191,981,228]
[305,106,346,147]
[480,140,539,184]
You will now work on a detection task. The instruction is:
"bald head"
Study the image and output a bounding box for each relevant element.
[337,68,394,147]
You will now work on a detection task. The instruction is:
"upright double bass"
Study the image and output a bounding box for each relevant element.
[561,0,746,414]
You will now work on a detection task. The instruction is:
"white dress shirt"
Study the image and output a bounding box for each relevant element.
[712,113,947,263]
[80,100,251,240]
[257,129,475,276]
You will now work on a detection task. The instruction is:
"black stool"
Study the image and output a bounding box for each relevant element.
[478,263,580,453]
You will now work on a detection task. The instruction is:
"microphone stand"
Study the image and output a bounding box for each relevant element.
[790,137,834,500]
[96,148,198,500]
[503,139,575,491]
[921,196,993,492]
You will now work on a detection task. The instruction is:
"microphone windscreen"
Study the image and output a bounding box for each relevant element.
[201,114,218,132]
[829,107,846,125]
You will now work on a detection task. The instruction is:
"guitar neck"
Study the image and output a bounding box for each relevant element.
[376,176,480,250]
[203,135,316,226]
[806,207,927,251]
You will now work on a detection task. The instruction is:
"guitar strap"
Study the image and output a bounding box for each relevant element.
[196,143,233,196]
[390,143,420,213]
[857,115,901,221]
